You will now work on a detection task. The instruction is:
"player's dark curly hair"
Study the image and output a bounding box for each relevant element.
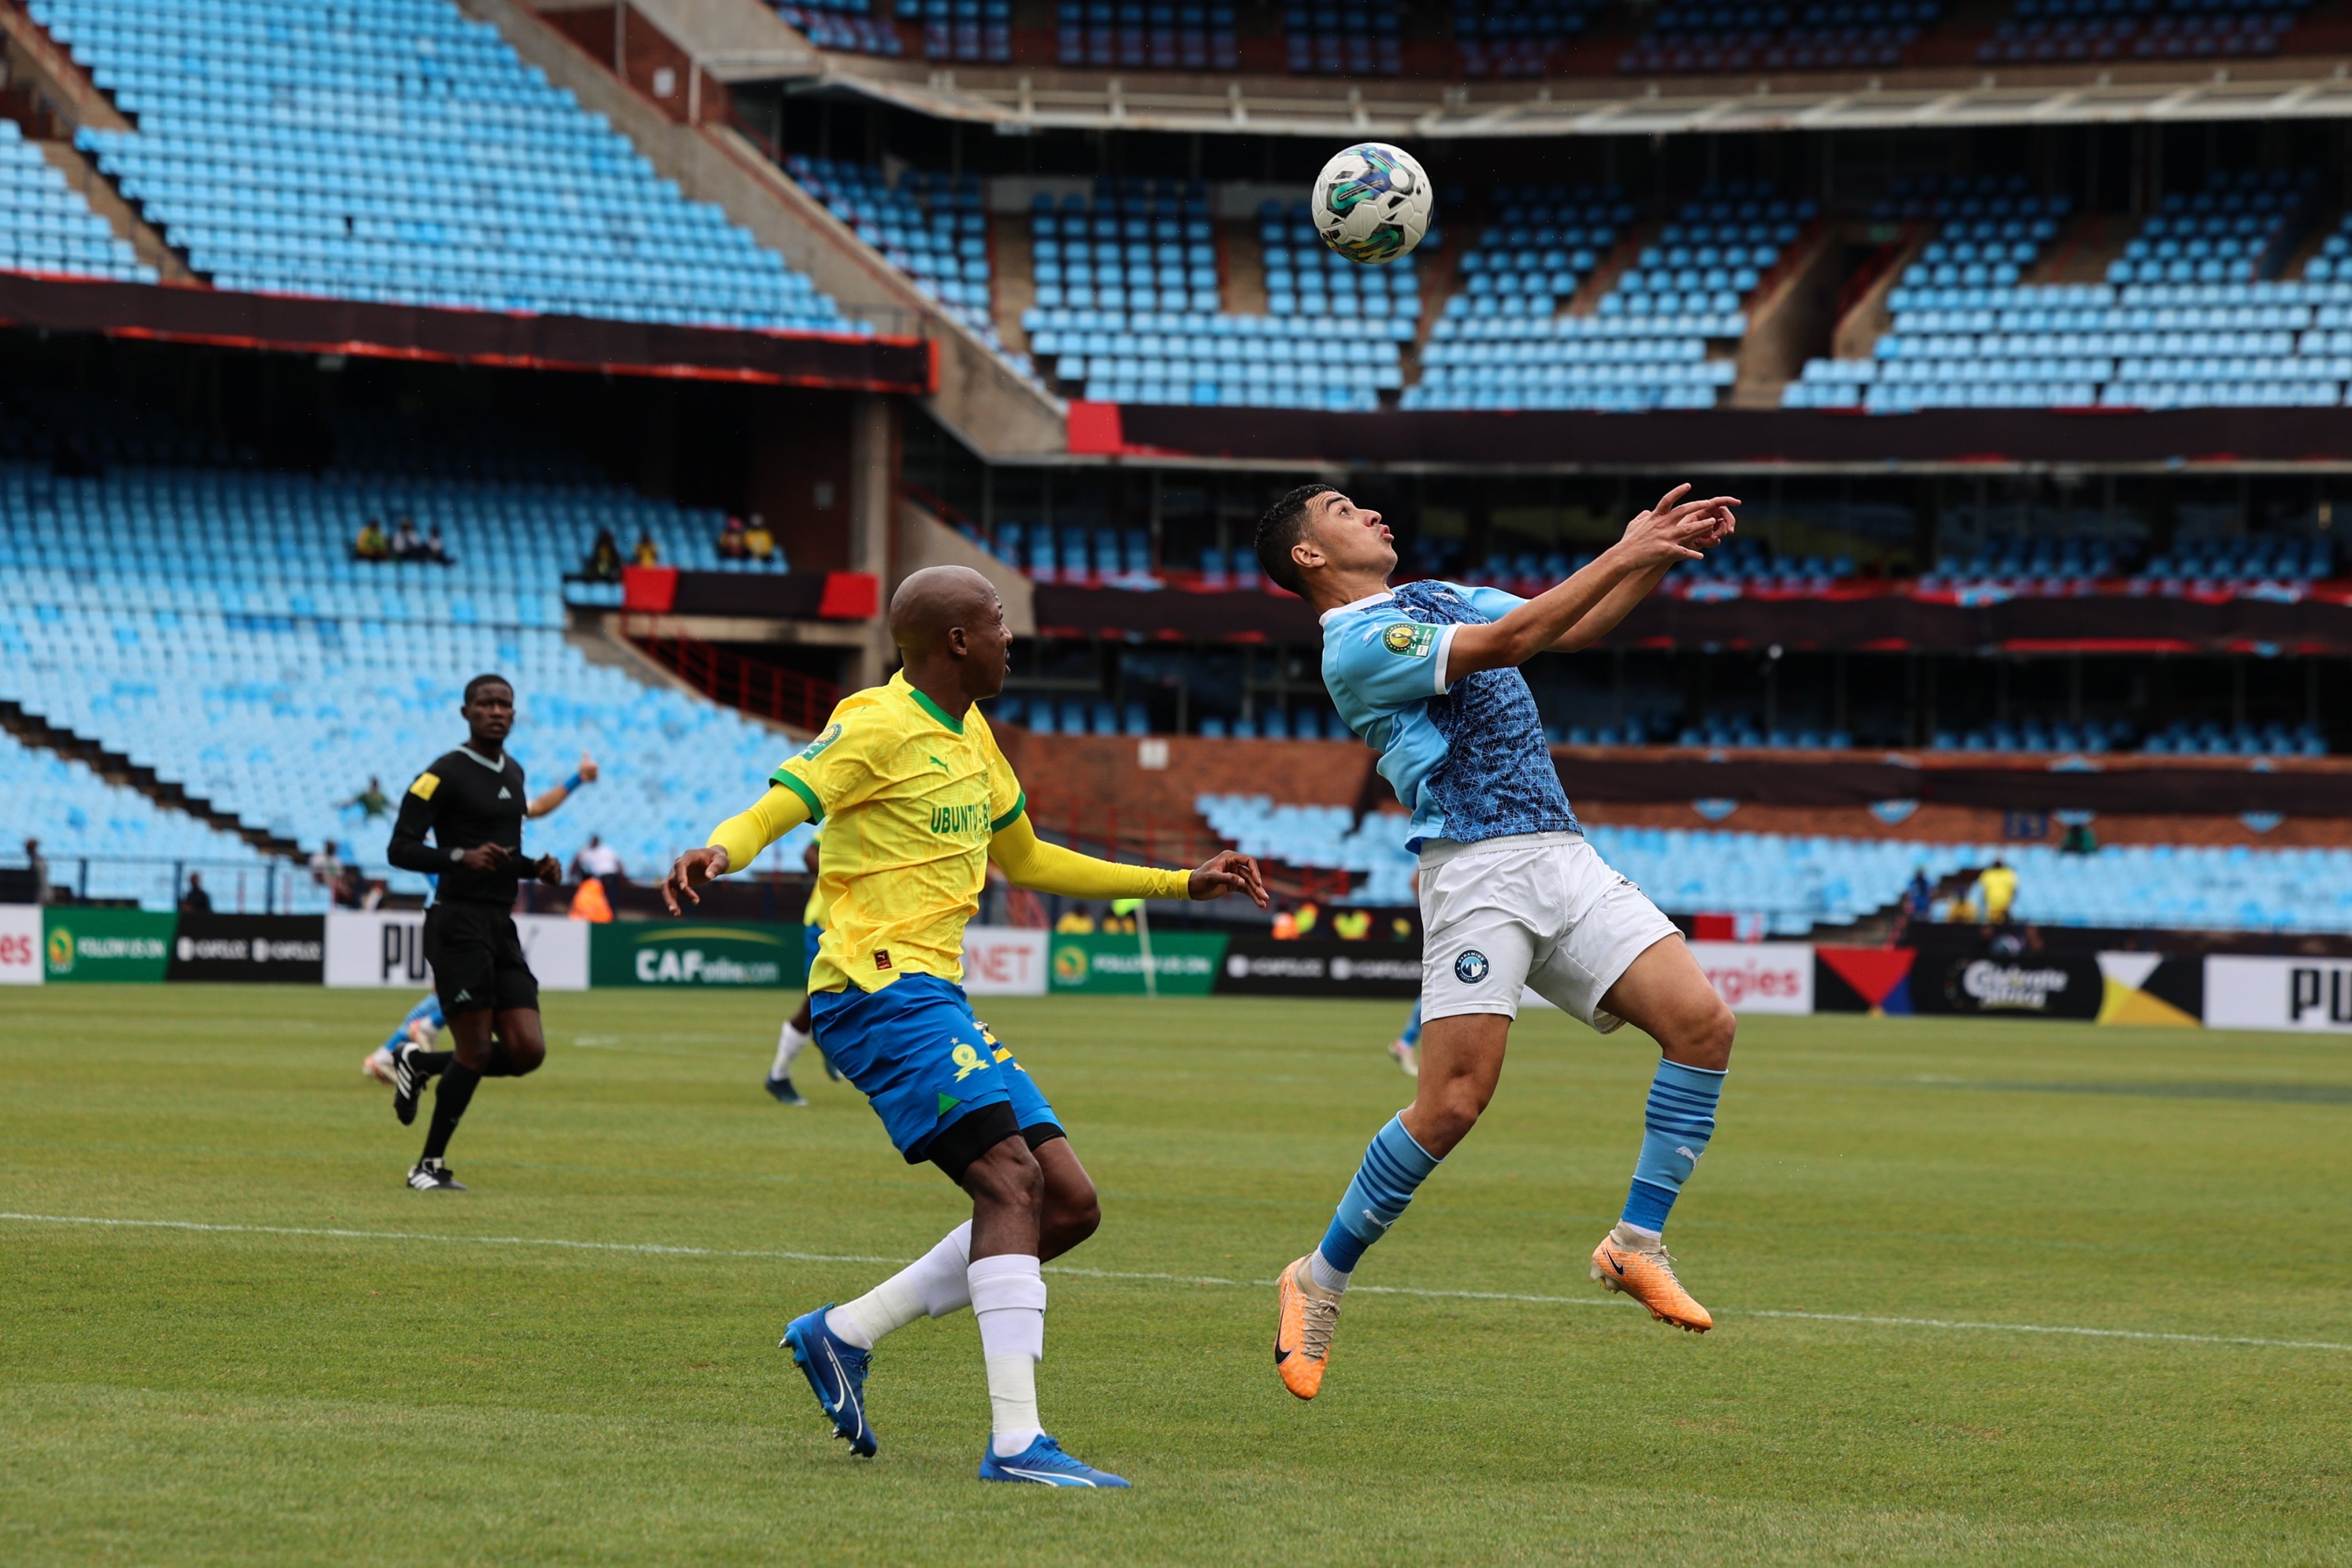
[463,672,513,704]
[1254,482,1337,597]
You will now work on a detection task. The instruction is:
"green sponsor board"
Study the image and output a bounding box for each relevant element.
[43,909,175,983]
[590,922,806,987]
[1047,932,1227,996]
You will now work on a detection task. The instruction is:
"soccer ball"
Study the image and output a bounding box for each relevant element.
[1311,143,1433,266]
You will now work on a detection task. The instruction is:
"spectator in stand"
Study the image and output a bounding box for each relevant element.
[342,776,392,821]
[354,517,390,562]
[744,512,776,562]
[390,516,424,562]
[424,526,454,566]
[310,839,352,898]
[179,872,212,914]
[571,834,624,884]
[1976,859,2019,928]
[1271,906,1299,939]
[717,516,749,560]
[630,530,662,568]
[587,528,623,582]
[2059,821,2099,856]
[23,838,48,906]
[1054,907,1098,934]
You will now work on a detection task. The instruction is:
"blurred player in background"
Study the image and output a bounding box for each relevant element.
[1256,481,1741,1400]
[765,824,839,1104]
[361,751,598,1087]
[663,566,1265,1487]
[1389,999,1422,1077]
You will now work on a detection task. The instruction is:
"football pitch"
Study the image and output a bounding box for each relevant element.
[3,986,2349,1566]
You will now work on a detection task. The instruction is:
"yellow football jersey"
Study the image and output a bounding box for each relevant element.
[800,821,830,929]
[773,672,1026,993]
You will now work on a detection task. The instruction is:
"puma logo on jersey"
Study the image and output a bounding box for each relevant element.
[928,756,949,771]
[873,949,892,971]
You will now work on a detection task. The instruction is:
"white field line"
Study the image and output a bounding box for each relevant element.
[7,1211,2349,1355]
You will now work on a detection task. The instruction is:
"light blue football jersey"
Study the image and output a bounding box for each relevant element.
[1320,580,1579,851]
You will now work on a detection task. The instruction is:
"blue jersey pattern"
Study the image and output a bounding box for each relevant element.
[1321,580,1578,850]
[379,992,444,1053]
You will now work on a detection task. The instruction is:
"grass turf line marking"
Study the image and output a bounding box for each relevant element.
[9,1211,2350,1356]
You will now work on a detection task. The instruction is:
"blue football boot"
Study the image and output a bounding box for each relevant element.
[780,1306,875,1457]
[977,1434,1131,1487]
[763,1072,807,1106]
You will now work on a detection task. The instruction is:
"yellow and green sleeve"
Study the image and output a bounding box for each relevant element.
[989,813,1193,901]
[707,782,815,873]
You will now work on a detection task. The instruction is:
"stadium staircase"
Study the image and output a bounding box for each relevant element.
[456,0,1070,458]
[0,695,302,861]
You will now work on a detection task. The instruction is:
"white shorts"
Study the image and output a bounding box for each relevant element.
[1417,831,1681,1034]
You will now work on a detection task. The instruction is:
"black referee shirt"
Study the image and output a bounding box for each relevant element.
[386,745,530,905]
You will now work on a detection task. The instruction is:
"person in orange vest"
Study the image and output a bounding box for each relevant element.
[1271,907,1300,940]
[568,876,613,923]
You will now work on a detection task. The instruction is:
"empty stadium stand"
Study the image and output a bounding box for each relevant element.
[0,120,154,284]
[1618,0,1941,74]
[1788,170,2347,412]
[35,0,856,333]
[784,156,1006,345]
[1053,2,1240,67]
[0,433,815,888]
[1198,794,2352,932]
[784,0,905,57]
[1976,0,2306,63]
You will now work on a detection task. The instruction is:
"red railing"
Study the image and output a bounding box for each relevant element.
[632,631,839,733]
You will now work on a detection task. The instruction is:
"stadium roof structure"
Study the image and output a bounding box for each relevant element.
[799,56,2352,139]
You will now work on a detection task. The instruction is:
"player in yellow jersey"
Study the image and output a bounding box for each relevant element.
[661,566,1265,1487]
[764,823,840,1105]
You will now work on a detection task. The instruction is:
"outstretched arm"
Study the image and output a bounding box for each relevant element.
[661,783,813,913]
[990,814,1268,907]
[1551,505,1737,653]
[1445,486,1736,680]
[528,754,600,818]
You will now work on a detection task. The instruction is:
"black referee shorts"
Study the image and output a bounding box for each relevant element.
[423,899,539,1017]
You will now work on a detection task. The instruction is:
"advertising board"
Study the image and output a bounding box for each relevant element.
[2205,955,2352,1033]
[1049,932,1227,996]
[1908,951,2103,1020]
[1684,941,1815,1014]
[164,915,326,983]
[1210,938,1420,998]
[589,922,805,987]
[0,905,41,985]
[42,909,175,983]
[961,927,1049,996]
[323,910,590,992]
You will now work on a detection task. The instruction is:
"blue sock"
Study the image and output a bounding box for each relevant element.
[1315,1114,1441,1281]
[1398,1000,1423,1049]
[1621,1060,1727,1235]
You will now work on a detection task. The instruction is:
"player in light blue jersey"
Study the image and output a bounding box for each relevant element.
[1389,999,1422,1077]
[362,993,444,1084]
[1259,481,1743,1400]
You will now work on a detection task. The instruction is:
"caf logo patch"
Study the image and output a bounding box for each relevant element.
[1454,949,1489,984]
[797,723,844,760]
[1381,623,1435,657]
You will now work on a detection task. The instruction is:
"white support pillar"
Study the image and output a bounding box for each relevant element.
[848,393,897,691]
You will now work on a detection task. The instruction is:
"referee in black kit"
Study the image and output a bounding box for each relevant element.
[384,674,566,1192]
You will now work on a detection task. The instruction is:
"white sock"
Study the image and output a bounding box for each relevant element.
[827,1222,974,1349]
[1613,1220,1664,1248]
[969,1253,1046,1457]
[771,1021,810,1080]
[1307,1247,1352,1295]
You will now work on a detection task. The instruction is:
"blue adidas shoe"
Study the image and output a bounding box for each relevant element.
[977,1434,1131,1488]
[781,1307,875,1457]
[764,1072,807,1106]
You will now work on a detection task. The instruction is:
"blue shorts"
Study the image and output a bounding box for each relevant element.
[809,972,1059,1164]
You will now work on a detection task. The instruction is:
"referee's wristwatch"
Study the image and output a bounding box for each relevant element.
[450,847,465,863]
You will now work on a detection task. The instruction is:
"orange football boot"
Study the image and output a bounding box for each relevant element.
[1274,1256,1343,1399]
[1590,1224,1713,1332]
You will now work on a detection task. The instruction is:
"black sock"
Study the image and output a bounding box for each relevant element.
[420,1063,482,1164]
[412,1049,454,1076]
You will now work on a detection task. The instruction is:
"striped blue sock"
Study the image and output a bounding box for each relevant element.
[1622,1059,1727,1235]
[1316,1114,1441,1279]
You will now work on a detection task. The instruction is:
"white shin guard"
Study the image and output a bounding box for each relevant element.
[969,1253,1046,1456]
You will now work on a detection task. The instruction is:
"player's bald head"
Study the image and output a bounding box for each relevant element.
[888,566,999,656]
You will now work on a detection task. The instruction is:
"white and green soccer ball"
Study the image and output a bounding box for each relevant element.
[1311,143,1432,266]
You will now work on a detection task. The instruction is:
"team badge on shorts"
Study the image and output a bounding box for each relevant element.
[1453,950,1489,984]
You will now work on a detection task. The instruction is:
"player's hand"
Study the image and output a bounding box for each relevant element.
[576,754,600,785]
[535,854,563,886]
[1619,484,1740,567]
[1187,850,1268,909]
[661,846,730,915]
[459,843,513,872]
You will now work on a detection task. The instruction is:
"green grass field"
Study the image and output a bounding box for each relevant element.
[3,985,2350,1565]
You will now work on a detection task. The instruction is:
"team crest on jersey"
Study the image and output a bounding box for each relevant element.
[797,723,844,760]
[1383,623,1436,657]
